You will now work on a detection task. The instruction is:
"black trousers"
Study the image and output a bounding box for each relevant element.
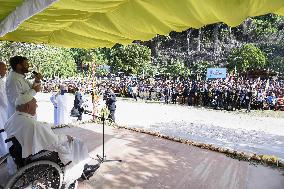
[77,107,84,121]
[108,110,115,122]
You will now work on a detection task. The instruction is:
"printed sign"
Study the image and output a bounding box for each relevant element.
[206,68,227,79]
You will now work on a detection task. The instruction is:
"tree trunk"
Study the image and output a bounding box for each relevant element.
[242,18,252,41]
[186,29,192,55]
[228,26,232,41]
[197,28,202,51]
[213,24,220,54]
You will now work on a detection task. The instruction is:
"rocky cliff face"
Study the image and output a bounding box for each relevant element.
[143,14,284,69]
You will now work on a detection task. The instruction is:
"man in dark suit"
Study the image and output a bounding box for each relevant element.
[104,88,116,122]
[74,87,84,121]
[163,85,171,104]
[245,87,253,113]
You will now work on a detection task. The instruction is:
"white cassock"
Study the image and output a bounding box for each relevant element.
[50,93,59,126]
[5,112,90,184]
[0,77,8,156]
[1,78,18,175]
[6,71,36,118]
[57,94,69,125]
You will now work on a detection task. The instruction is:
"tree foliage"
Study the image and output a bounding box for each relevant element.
[164,59,191,77]
[109,44,151,76]
[228,44,267,73]
[251,14,283,37]
[0,41,77,78]
[268,56,284,76]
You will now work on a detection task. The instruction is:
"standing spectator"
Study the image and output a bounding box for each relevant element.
[132,84,138,101]
[0,62,8,157]
[74,87,84,121]
[267,92,277,110]
[245,88,252,113]
[171,84,178,104]
[50,87,60,126]
[257,90,264,110]
[163,85,171,104]
[104,88,117,122]
[181,85,189,104]
[6,56,41,117]
[57,84,70,125]
[0,61,16,175]
[188,84,195,106]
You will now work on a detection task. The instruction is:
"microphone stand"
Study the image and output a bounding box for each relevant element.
[96,113,122,164]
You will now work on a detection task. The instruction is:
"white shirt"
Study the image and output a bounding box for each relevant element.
[0,78,8,126]
[57,93,70,125]
[50,93,58,107]
[132,86,138,94]
[6,71,36,117]
[0,77,8,156]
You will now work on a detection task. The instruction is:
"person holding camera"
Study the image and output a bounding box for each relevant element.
[104,88,116,122]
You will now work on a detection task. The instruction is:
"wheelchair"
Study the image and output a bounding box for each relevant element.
[0,129,73,189]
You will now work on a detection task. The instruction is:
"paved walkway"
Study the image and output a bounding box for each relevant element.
[35,93,284,161]
[0,123,284,189]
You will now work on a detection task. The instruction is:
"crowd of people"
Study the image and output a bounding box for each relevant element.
[42,75,284,113]
[124,78,284,112]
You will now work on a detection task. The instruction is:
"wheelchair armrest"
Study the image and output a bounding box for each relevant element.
[28,151,53,162]
[0,129,4,133]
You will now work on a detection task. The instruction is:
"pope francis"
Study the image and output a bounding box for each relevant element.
[4,93,92,184]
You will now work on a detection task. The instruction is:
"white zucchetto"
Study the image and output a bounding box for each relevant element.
[15,94,34,106]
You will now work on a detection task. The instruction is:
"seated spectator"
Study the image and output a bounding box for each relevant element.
[266,92,277,110]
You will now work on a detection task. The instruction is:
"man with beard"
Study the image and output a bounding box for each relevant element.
[6,56,42,118]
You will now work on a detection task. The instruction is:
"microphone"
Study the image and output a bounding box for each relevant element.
[32,71,46,82]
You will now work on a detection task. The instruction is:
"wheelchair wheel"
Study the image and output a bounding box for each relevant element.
[5,160,63,189]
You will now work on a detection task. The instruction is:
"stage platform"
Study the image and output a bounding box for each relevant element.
[0,123,283,189]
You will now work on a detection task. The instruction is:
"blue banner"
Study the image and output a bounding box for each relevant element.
[206,68,227,79]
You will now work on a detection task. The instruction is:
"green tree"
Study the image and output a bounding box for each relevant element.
[0,41,77,78]
[70,48,94,73]
[268,56,284,76]
[228,44,267,73]
[164,59,191,77]
[190,61,211,79]
[109,43,151,76]
[251,14,283,37]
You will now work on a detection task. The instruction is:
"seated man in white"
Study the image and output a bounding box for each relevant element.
[4,94,93,185]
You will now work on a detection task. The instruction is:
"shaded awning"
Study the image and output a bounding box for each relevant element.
[1,0,284,48]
